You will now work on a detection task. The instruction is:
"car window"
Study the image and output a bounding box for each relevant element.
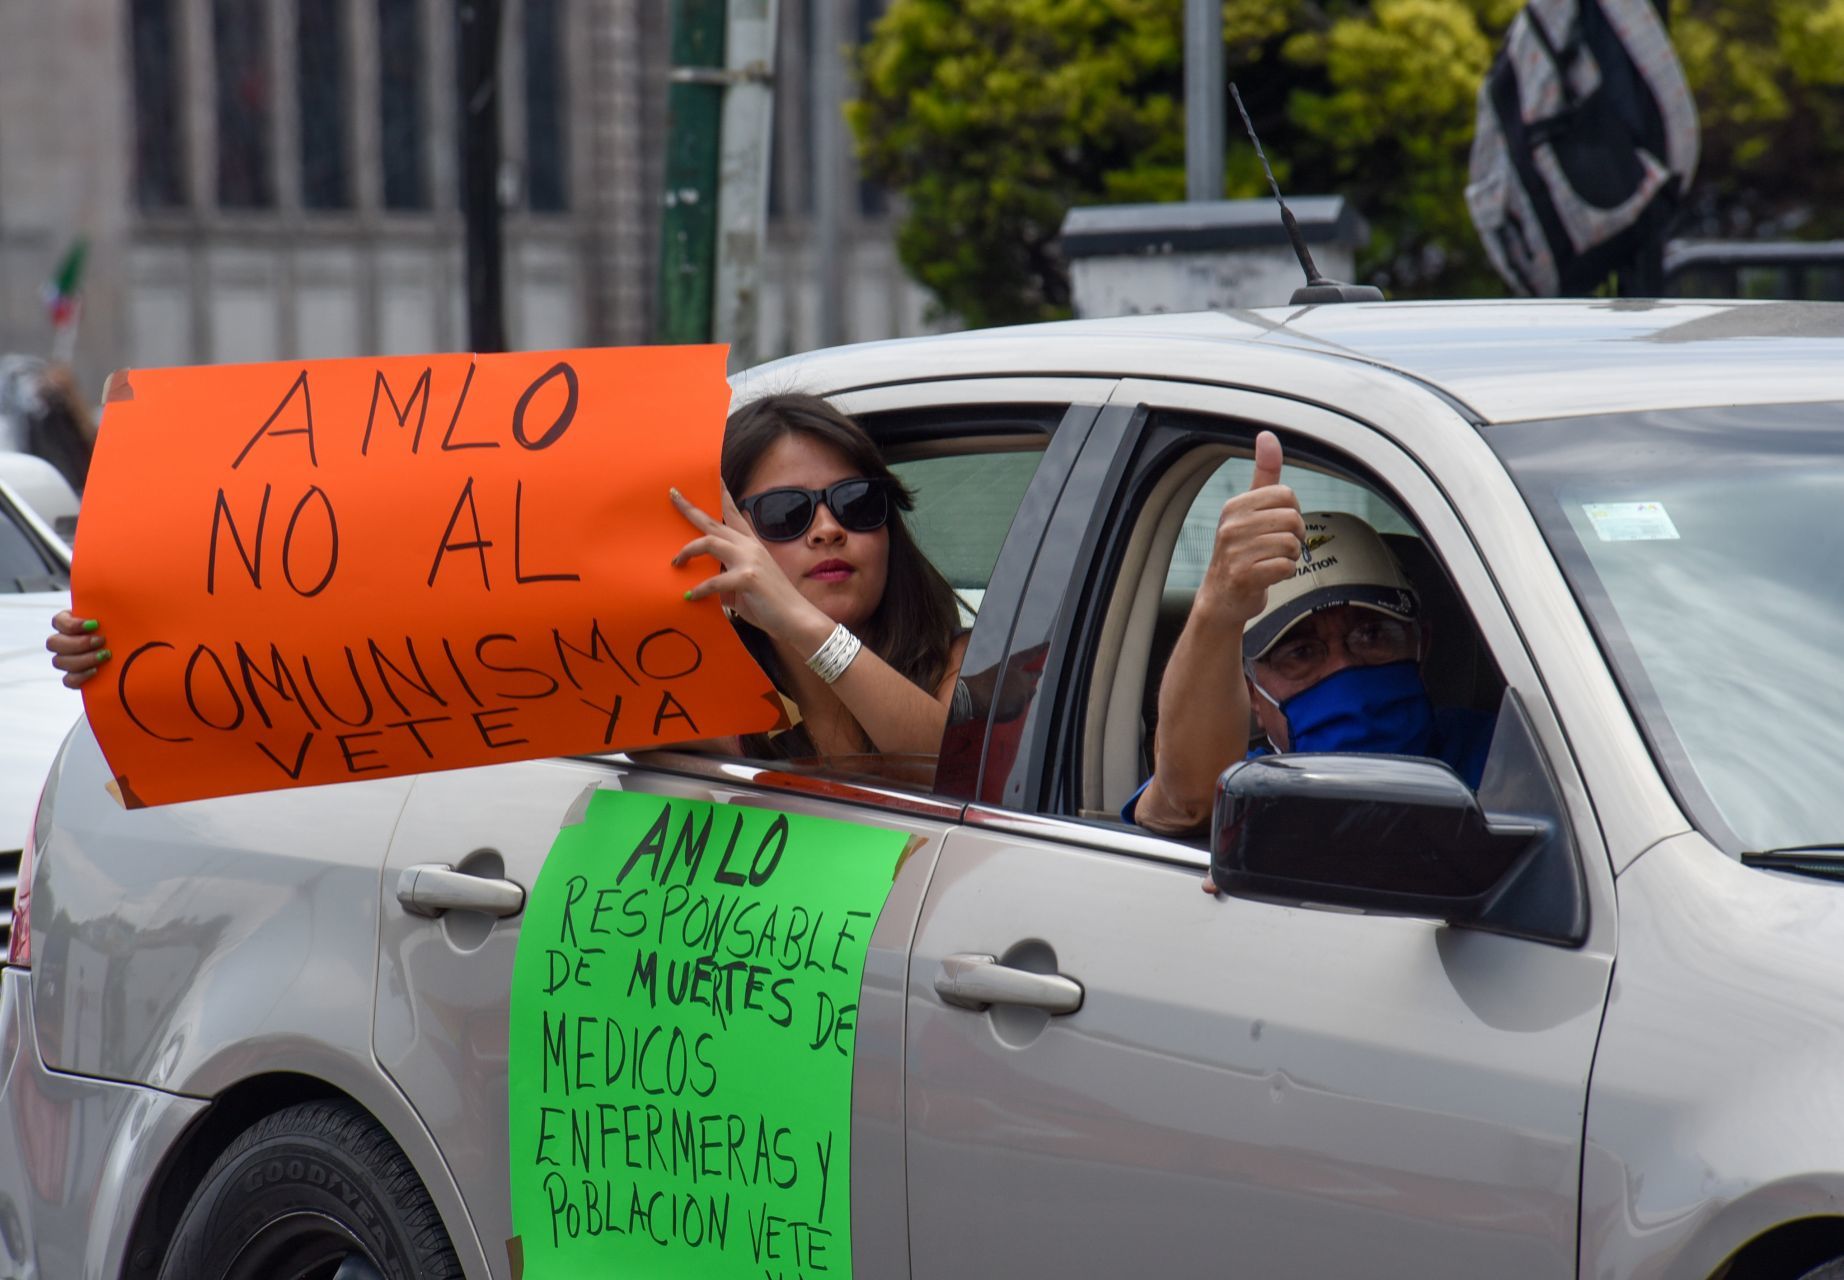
[1072,421,1504,823]
[891,447,1041,624]
[0,493,66,592]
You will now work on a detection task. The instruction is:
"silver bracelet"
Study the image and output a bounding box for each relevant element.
[950,678,975,722]
[806,623,863,684]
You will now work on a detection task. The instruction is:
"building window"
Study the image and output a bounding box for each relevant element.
[524,0,568,212]
[130,0,186,209]
[214,0,274,208]
[379,0,428,209]
[298,1,351,209]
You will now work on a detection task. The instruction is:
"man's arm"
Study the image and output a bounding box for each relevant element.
[1135,432,1304,835]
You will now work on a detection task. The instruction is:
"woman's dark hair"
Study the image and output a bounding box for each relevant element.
[723,392,961,693]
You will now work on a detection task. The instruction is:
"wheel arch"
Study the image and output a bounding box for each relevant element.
[118,1073,366,1278]
[1712,1216,1844,1280]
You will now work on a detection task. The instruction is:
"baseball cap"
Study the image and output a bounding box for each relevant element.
[1243,511,1419,660]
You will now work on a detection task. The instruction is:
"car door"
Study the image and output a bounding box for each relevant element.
[374,757,958,1276]
[373,383,1112,1277]
[902,381,1619,1278]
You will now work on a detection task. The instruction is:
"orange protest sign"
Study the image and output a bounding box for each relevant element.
[73,346,782,807]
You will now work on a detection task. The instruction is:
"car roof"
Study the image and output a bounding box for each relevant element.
[742,298,1844,426]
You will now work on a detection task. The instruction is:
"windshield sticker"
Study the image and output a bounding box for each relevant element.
[1582,501,1681,542]
[509,789,909,1278]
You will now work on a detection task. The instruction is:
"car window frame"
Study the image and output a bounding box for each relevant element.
[969,378,1617,948]
[1079,426,1483,813]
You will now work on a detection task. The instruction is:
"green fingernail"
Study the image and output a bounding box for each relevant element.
[81,618,100,632]
[97,648,112,662]
[683,590,693,601]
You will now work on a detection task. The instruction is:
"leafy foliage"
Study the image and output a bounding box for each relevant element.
[849,0,1844,323]
[846,0,1188,327]
[1671,0,1844,237]
[1282,0,1514,295]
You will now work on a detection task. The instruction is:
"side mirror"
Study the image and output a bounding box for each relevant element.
[1209,692,1586,946]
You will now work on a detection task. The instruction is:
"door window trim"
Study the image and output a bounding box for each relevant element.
[963,802,1206,869]
[831,376,1119,418]
[983,379,1618,954]
[609,748,971,823]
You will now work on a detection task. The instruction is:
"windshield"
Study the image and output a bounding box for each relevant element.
[1490,403,1844,855]
[0,491,66,592]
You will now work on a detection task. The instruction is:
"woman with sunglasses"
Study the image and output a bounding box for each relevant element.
[669,392,967,760]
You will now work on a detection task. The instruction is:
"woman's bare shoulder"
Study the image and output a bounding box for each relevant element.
[933,630,973,702]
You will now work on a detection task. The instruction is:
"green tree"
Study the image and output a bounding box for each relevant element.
[1671,0,1844,238]
[845,0,1189,328]
[1282,0,1519,296]
[850,0,1844,323]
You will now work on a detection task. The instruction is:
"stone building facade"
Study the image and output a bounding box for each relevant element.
[0,0,935,400]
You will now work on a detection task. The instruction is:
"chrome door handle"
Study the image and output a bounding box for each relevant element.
[396,863,525,919]
[934,953,1083,1015]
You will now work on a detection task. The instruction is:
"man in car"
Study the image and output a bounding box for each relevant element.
[1125,431,1495,837]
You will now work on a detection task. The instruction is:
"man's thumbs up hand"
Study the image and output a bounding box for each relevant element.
[1249,429,1285,492]
[1198,430,1307,628]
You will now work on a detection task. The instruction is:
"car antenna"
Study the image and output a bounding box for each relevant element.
[1230,83,1383,305]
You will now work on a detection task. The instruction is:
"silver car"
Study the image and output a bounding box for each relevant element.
[7,299,1844,1279]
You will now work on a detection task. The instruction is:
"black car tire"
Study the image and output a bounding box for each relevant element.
[156,1098,464,1280]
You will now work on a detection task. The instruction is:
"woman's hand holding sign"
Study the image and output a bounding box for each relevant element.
[46,610,108,689]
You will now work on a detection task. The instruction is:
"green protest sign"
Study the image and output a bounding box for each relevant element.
[509,789,910,1277]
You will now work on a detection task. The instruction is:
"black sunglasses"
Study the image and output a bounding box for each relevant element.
[736,477,892,542]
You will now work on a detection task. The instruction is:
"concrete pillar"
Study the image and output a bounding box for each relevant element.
[585,0,665,345]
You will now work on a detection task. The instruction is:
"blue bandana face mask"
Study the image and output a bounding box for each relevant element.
[1256,660,1436,757]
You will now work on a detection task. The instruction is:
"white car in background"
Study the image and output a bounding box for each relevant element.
[0,476,73,951]
[0,453,80,548]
